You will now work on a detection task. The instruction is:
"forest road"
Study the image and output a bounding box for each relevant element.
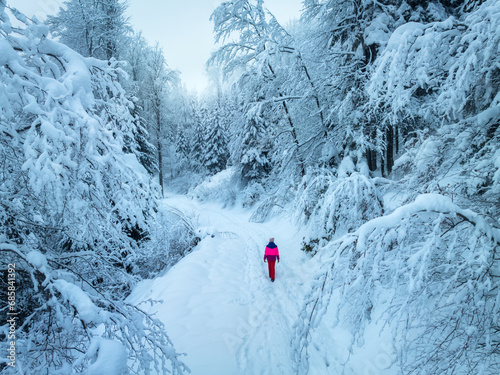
[128,194,311,375]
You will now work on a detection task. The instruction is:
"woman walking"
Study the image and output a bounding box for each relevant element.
[264,238,279,282]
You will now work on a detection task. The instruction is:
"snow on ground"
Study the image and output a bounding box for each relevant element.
[127,194,315,374]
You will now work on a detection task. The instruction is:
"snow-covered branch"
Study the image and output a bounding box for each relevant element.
[294,194,500,374]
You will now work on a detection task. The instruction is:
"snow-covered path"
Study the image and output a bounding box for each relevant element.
[127,195,312,374]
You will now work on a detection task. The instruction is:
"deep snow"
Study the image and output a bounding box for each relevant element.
[127,194,314,374]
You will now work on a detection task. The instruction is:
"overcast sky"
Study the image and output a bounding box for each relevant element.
[12,0,302,93]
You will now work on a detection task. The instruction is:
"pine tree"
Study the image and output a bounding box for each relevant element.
[190,107,207,173]
[130,105,159,175]
[176,127,191,164]
[239,116,271,181]
[202,105,229,174]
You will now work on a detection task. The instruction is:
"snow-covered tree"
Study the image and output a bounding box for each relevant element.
[47,0,130,60]
[142,43,180,195]
[121,32,159,176]
[176,125,191,168]
[209,0,312,178]
[0,5,187,373]
[368,0,500,215]
[300,0,454,175]
[239,115,272,182]
[129,103,159,176]
[300,0,386,174]
[190,105,209,173]
[48,3,163,177]
[202,104,229,174]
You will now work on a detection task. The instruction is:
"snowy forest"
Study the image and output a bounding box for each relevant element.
[0,0,499,374]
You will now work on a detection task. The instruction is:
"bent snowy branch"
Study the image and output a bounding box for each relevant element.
[293,194,500,374]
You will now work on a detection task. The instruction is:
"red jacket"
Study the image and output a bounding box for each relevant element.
[264,242,279,262]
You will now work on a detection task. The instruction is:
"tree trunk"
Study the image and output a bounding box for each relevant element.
[386,125,394,175]
[395,125,399,155]
[381,154,385,177]
[157,137,164,197]
[281,99,305,177]
[367,128,377,172]
[155,103,164,197]
[366,148,378,172]
[299,60,325,130]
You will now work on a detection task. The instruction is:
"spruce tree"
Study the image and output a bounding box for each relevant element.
[240,117,271,181]
[203,106,228,174]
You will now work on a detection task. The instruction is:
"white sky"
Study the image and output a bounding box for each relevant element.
[12,0,302,93]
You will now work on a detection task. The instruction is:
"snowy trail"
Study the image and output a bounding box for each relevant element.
[127,195,312,374]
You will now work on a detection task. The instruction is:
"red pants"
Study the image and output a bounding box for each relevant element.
[267,260,276,280]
